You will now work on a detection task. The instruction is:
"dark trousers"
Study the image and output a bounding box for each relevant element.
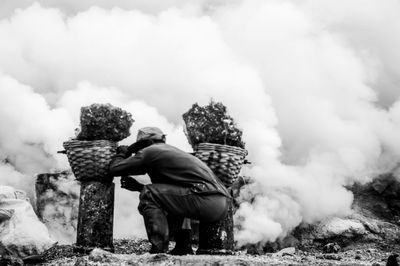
[138,183,229,252]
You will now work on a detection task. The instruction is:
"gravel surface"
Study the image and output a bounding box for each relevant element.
[27,239,394,266]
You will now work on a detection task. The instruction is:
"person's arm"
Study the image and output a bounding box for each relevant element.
[109,149,147,176]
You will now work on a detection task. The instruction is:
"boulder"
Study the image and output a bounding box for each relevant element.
[273,247,296,257]
[290,174,400,252]
[315,217,367,239]
[0,186,55,257]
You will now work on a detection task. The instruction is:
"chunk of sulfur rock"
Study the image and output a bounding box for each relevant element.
[77,103,134,141]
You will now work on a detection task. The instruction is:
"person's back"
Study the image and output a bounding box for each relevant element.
[140,143,229,196]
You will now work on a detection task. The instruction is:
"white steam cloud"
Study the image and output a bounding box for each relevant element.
[0,0,399,244]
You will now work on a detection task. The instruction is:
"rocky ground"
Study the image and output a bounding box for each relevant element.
[21,238,394,266]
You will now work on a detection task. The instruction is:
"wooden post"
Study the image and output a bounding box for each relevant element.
[75,181,115,253]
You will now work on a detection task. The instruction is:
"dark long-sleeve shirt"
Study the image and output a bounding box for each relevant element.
[109,143,230,197]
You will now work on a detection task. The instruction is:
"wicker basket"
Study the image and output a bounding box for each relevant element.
[63,140,117,182]
[195,143,248,187]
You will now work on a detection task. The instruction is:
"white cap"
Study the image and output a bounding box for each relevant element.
[136,127,165,141]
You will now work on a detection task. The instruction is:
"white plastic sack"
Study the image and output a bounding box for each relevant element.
[0,186,55,257]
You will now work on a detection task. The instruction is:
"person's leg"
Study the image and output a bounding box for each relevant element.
[138,184,193,254]
[138,186,169,253]
[167,215,184,235]
[138,183,229,253]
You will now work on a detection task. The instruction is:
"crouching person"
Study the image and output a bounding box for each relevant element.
[109,127,230,254]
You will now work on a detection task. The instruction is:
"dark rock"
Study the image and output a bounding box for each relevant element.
[182,101,245,149]
[114,239,151,255]
[362,220,381,234]
[386,254,399,266]
[279,235,300,249]
[233,259,251,266]
[317,254,342,260]
[40,244,78,261]
[22,254,45,264]
[323,243,341,253]
[352,173,400,223]
[382,182,400,199]
[0,255,24,266]
[262,241,280,253]
[74,257,87,266]
[355,254,362,260]
[77,103,134,142]
[389,199,400,215]
[147,254,169,263]
[259,235,299,253]
[0,244,23,266]
[244,244,263,255]
[371,175,392,194]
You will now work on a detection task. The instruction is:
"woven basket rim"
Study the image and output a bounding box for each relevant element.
[196,142,248,156]
[63,139,117,149]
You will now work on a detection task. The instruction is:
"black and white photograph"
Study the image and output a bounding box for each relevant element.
[0,1,399,265]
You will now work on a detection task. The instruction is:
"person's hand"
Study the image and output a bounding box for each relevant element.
[120,176,144,192]
[116,145,131,158]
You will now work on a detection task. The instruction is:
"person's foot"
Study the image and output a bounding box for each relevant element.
[149,245,168,254]
[169,245,194,255]
[169,229,194,256]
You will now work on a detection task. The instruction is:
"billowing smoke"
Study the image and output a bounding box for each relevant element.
[0,0,399,244]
